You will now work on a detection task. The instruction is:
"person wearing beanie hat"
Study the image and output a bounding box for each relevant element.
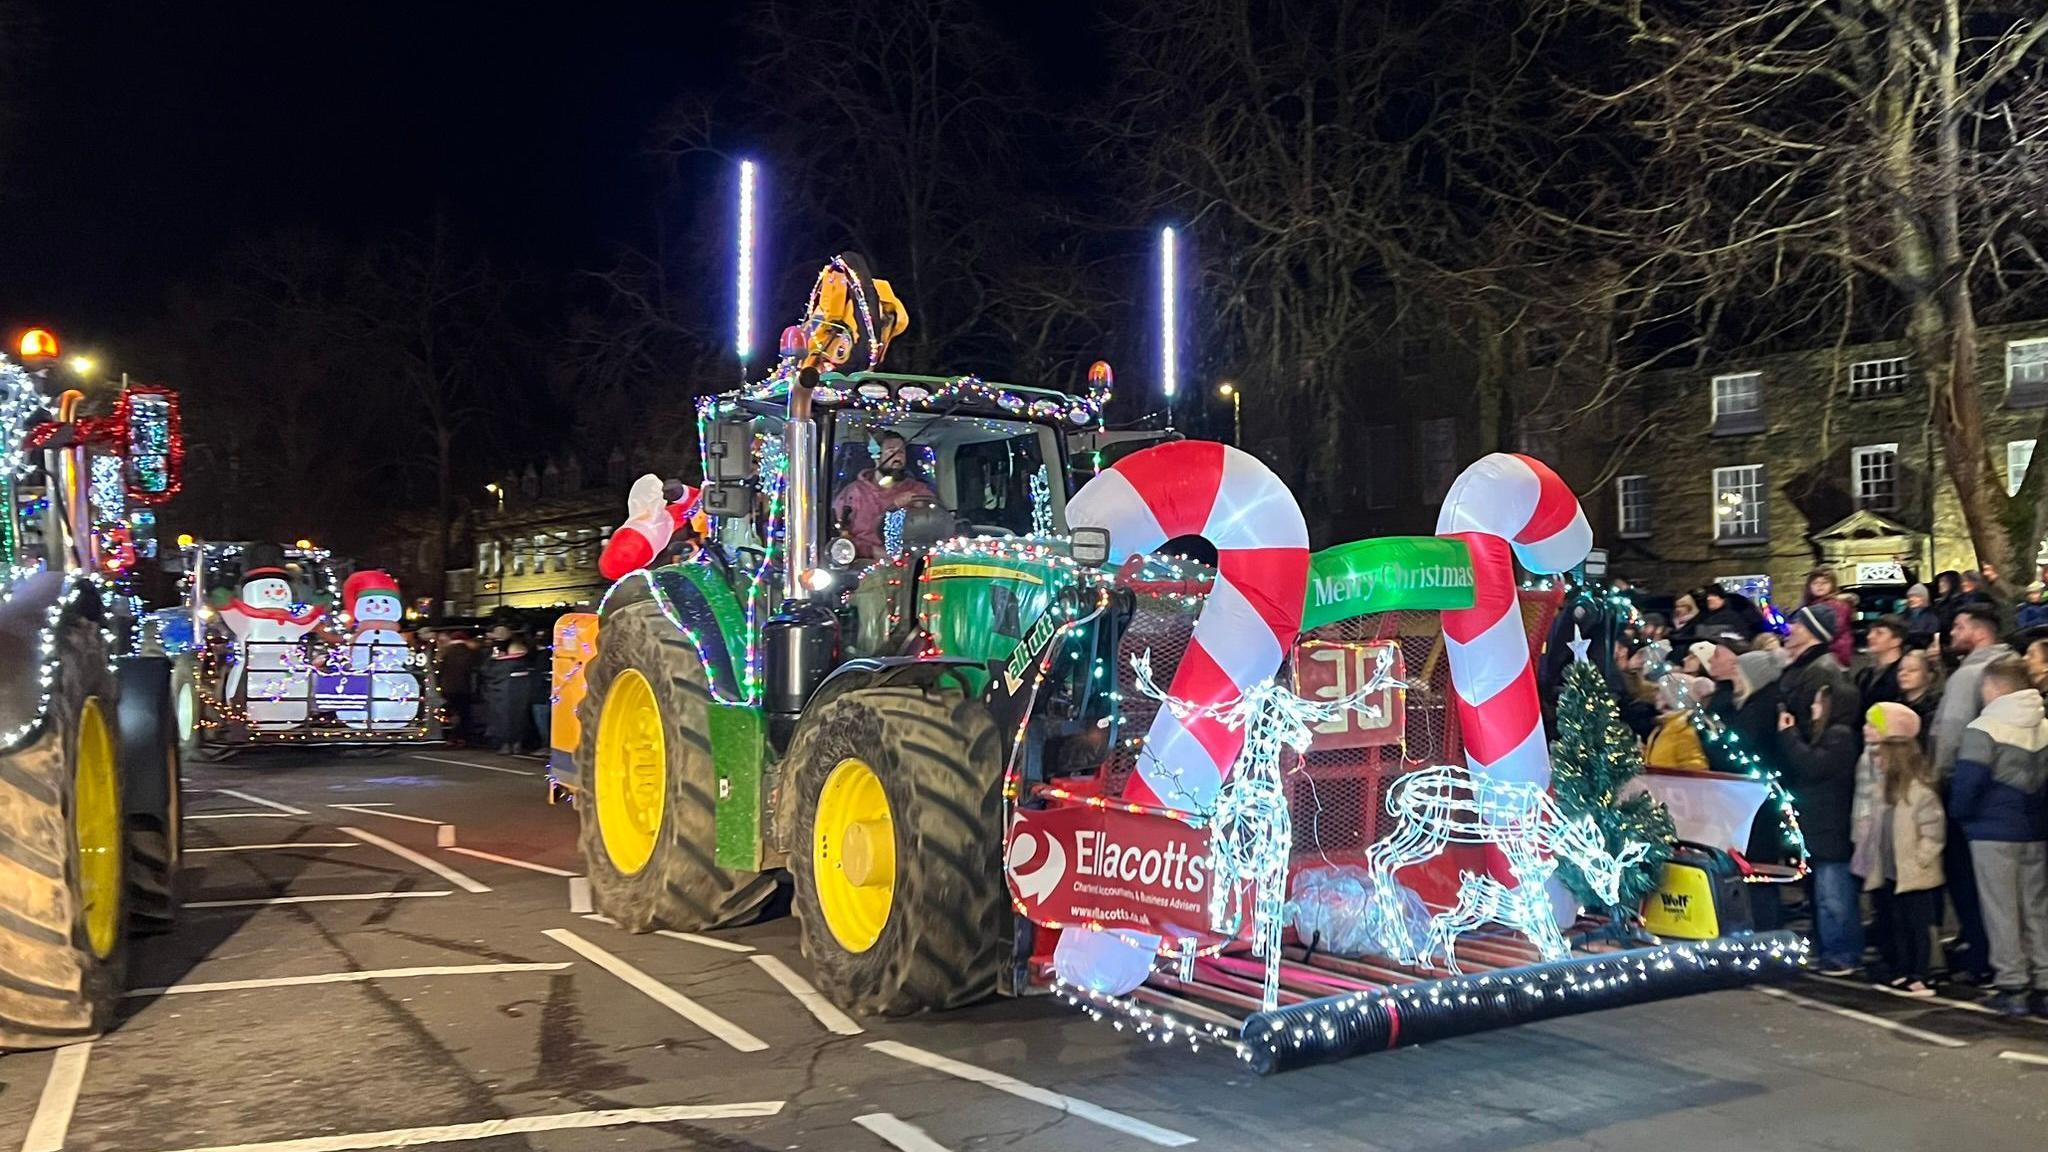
[1853,700,1946,994]
[1705,648,1786,765]
[2020,582,2048,631]
[1781,600,1860,746]
[1901,582,1940,650]
[1778,663,1865,974]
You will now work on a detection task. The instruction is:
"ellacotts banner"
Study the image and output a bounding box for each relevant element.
[1301,536,1476,631]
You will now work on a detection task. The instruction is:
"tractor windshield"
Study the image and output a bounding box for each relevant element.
[829,411,1065,558]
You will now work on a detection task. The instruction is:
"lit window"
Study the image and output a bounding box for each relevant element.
[2009,339,2048,407]
[1711,373,1764,433]
[1713,464,1766,542]
[1851,444,1898,511]
[1849,357,1907,399]
[2011,440,2037,497]
[1616,475,1650,537]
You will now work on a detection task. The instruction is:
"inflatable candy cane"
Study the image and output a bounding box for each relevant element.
[599,474,701,581]
[1068,440,1310,813]
[1434,453,1592,792]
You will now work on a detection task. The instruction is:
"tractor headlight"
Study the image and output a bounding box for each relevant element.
[1070,527,1112,568]
[827,536,858,568]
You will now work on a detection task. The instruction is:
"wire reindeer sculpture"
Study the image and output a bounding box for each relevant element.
[1132,645,1404,1009]
[1363,766,1652,973]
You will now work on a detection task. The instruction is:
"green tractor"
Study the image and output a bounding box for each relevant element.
[0,357,183,1049]
[557,259,1808,1054]
[558,256,1135,1013]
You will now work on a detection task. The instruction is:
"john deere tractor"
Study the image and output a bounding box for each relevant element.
[559,256,1131,1013]
[0,354,182,1049]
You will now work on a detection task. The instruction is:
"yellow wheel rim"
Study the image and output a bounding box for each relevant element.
[594,669,665,875]
[813,757,895,953]
[75,697,121,959]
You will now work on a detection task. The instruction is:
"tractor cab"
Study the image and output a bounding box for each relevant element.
[702,373,1075,568]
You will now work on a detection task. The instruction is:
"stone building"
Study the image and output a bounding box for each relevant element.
[1589,320,2048,605]
[460,450,637,614]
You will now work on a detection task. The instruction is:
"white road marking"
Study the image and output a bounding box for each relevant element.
[186,843,359,854]
[409,753,534,777]
[334,801,392,806]
[751,954,863,1035]
[1999,1050,2048,1066]
[568,876,592,913]
[22,1042,91,1152]
[148,1101,786,1152]
[186,812,297,821]
[446,846,579,877]
[210,788,308,815]
[435,824,456,848]
[1806,974,2048,1026]
[542,928,767,1052]
[865,1040,1196,1147]
[580,913,754,952]
[328,803,442,826]
[1756,986,1969,1048]
[187,891,451,909]
[854,1113,953,1152]
[339,827,489,893]
[125,962,572,997]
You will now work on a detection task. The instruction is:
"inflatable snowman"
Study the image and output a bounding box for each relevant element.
[218,544,325,730]
[340,570,419,730]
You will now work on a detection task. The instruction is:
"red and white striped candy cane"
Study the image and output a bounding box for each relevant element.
[1068,440,1310,813]
[1434,453,1591,791]
[599,474,699,581]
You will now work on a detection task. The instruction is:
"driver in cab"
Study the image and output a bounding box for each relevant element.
[834,431,938,558]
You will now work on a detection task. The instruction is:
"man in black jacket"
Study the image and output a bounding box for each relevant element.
[1857,615,1909,708]
[1781,604,1863,736]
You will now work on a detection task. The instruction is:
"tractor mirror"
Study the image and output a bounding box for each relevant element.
[704,420,756,482]
[701,482,752,518]
[1070,527,1111,568]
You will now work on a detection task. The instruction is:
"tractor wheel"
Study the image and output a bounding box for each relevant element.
[573,599,773,932]
[119,656,181,929]
[0,619,129,1050]
[788,686,1004,1016]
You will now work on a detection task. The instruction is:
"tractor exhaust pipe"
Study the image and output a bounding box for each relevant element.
[783,368,821,604]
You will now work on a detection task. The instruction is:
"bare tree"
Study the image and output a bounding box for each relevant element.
[1553,0,2048,576]
[346,218,518,606]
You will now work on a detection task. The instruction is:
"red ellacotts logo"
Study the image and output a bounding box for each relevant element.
[1005,806,1222,936]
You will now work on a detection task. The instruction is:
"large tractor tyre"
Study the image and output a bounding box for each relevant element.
[118,657,180,928]
[573,599,774,932]
[0,619,129,1050]
[787,686,1004,1016]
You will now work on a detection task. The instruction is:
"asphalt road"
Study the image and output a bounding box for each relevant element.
[7,749,2048,1152]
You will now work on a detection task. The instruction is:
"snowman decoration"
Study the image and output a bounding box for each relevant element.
[340,570,419,731]
[218,545,326,730]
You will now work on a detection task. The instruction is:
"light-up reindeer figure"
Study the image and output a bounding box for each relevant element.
[1134,645,1404,1009]
[1365,766,1652,973]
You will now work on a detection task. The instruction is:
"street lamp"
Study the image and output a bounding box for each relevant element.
[68,355,98,378]
[484,482,504,513]
[1218,382,1241,445]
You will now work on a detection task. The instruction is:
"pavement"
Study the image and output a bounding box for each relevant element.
[6,748,2048,1152]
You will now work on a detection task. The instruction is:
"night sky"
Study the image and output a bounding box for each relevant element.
[1,2,739,356]
[1,1,1102,367]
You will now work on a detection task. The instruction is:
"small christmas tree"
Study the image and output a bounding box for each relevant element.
[1549,647,1675,909]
